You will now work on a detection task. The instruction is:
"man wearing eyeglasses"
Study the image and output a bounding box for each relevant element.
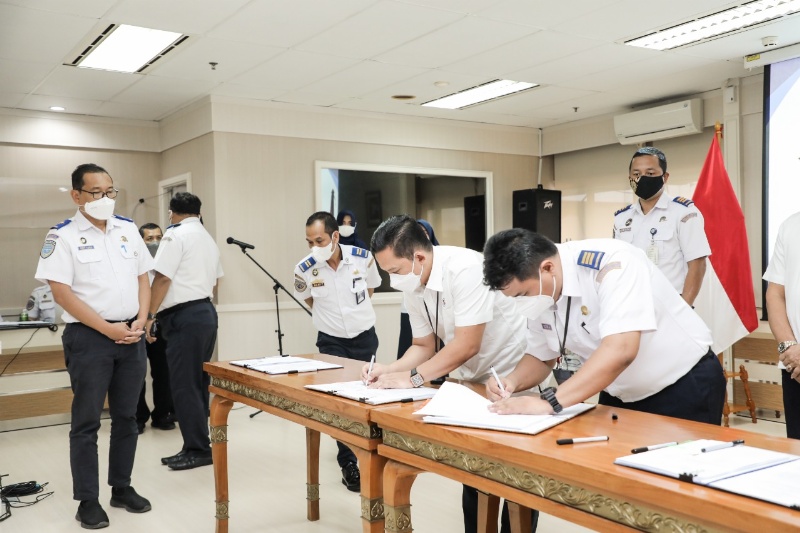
[35,163,153,529]
[612,147,710,307]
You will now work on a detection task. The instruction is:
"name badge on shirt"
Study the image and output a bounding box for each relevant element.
[646,228,659,265]
[355,290,365,305]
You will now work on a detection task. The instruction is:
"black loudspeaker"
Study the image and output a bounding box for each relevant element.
[512,187,562,242]
[464,195,486,252]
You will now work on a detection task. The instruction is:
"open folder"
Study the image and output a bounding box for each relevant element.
[229,356,342,374]
[413,381,595,435]
[615,440,800,509]
[305,381,437,405]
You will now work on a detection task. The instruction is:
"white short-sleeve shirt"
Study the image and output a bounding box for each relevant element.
[403,246,527,383]
[293,244,381,339]
[35,211,153,322]
[763,211,800,342]
[613,193,711,293]
[26,284,62,323]
[524,239,712,402]
[153,217,223,311]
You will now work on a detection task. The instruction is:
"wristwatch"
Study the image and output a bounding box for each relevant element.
[410,368,425,388]
[147,312,157,320]
[778,341,797,354]
[540,387,563,414]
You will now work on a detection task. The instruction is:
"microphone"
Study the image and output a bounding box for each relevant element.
[227,237,255,250]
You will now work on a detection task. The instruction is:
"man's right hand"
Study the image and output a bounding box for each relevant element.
[361,362,386,385]
[486,376,515,401]
[105,322,144,343]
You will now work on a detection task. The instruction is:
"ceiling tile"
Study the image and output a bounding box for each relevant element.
[0,3,98,63]
[300,60,428,98]
[0,58,56,94]
[18,93,103,115]
[35,65,140,100]
[272,92,350,107]
[472,85,596,114]
[0,0,115,18]
[478,0,620,29]
[228,50,360,92]
[296,1,464,59]
[104,0,252,34]
[364,69,490,101]
[111,75,217,111]
[398,0,506,14]
[209,84,286,102]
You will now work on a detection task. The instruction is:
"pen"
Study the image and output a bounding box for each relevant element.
[631,441,678,454]
[366,354,375,385]
[490,365,505,393]
[701,439,745,453]
[556,436,609,445]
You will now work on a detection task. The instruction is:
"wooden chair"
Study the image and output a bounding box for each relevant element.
[718,353,757,427]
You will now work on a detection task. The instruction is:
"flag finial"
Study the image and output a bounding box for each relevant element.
[715,122,723,142]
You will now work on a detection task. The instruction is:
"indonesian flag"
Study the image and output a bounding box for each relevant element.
[693,135,758,353]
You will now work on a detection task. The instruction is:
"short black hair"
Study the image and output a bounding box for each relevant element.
[169,192,201,215]
[306,211,338,235]
[138,222,162,238]
[629,146,667,174]
[483,228,558,290]
[71,163,110,190]
[371,215,433,260]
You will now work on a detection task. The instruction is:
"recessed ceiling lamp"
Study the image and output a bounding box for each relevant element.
[49,106,65,111]
[625,0,800,51]
[422,79,537,110]
[392,95,416,100]
[73,24,185,73]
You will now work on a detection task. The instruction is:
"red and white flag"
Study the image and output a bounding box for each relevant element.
[693,134,758,353]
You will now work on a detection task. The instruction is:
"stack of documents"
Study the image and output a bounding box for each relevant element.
[305,381,437,405]
[615,439,800,509]
[230,356,342,374]
[413,381,595,435]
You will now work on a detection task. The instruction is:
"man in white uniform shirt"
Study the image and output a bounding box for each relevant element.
[293,211,381,492]
[145,193,223,471]
[764,211,800,440]
[364,215,535,533]
[25,283,62,322]
[613,147,710,306]
[35,163,152,529]
[483,229,725,425]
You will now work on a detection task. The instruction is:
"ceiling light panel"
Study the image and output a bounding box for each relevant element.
[422,79,538,109]
[77,24,184,73]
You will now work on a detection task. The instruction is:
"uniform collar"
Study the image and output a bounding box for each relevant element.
[554,243,581,299]
[74,209,124,233]
[424,246,444,292]
[633,190,669,215]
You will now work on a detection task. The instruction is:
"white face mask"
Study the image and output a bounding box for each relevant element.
[311,238,336,263]
[514,270,557,321]
[83,197,115,221]
[389,257,424,292]
[339,225,355,237]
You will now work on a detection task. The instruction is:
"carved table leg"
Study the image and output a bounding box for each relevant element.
[210,394,234,533]
[477,491,500,533]
[382,459,422,533]
[306,428,320,521]
[353,447,388,533]
[507,501,533,533]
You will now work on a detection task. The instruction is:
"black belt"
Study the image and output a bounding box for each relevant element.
[157,298,211,319]
[106,317,135,324]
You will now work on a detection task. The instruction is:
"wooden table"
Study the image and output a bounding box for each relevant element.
[371,402,800,533]
[205,355,388,533]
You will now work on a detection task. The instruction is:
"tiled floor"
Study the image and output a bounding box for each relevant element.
[0,407,788,532]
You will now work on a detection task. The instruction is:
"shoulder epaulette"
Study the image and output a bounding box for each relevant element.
[577,250,605,270]
[51,219,71,230]
[614,204,632,216]
[113,214,134,223]
[298,256,317,273]
[672,196,693,207]
[351,247,369,258]
[166,223,181,229]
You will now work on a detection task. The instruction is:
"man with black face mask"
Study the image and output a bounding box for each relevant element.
[613,147,710,307]
[135,223,175,434]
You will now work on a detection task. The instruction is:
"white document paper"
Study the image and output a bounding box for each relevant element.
[413,381,595,435]
[708,457,800,509]
[305,381,437,405]
[229,356,343,374]
[614,439,798,485]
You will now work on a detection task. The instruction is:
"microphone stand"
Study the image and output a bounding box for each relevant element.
[230,243,312,418]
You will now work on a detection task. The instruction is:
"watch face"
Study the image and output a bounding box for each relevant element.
[411,373,424,387]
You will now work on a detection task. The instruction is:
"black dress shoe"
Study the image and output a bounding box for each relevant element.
[76,499,109,529]
[150,419,176,430]
[168,452,213,471]
[109,486,151,513]
[161,450,187,465]
[136,422,145,434]
[341,462,360,492]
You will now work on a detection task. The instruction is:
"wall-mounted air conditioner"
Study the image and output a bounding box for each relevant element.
[613,98,703,145]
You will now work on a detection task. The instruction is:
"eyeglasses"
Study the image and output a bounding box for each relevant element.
[78,188,119,200]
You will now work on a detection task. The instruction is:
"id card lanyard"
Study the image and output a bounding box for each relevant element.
[646,227,659,265]
[423,293,442,354]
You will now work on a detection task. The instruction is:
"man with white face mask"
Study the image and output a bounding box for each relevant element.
[364,215,537,533]
[482,229,725,426]
[35,163,153,528]
[292,210,381,492]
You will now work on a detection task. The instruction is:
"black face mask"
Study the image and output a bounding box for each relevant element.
[631,174,664,200]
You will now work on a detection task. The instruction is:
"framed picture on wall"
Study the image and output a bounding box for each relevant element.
[366,190,382,226]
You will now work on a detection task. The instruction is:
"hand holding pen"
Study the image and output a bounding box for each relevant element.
[487,366,512,400]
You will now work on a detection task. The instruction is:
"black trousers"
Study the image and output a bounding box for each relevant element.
[317,326,378,467]
[62,323,146,501]
[462,485,539,533]
[783,370,800,439]
[599,349,726,425]
[159,300,218,454]
[136,334,174,424]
